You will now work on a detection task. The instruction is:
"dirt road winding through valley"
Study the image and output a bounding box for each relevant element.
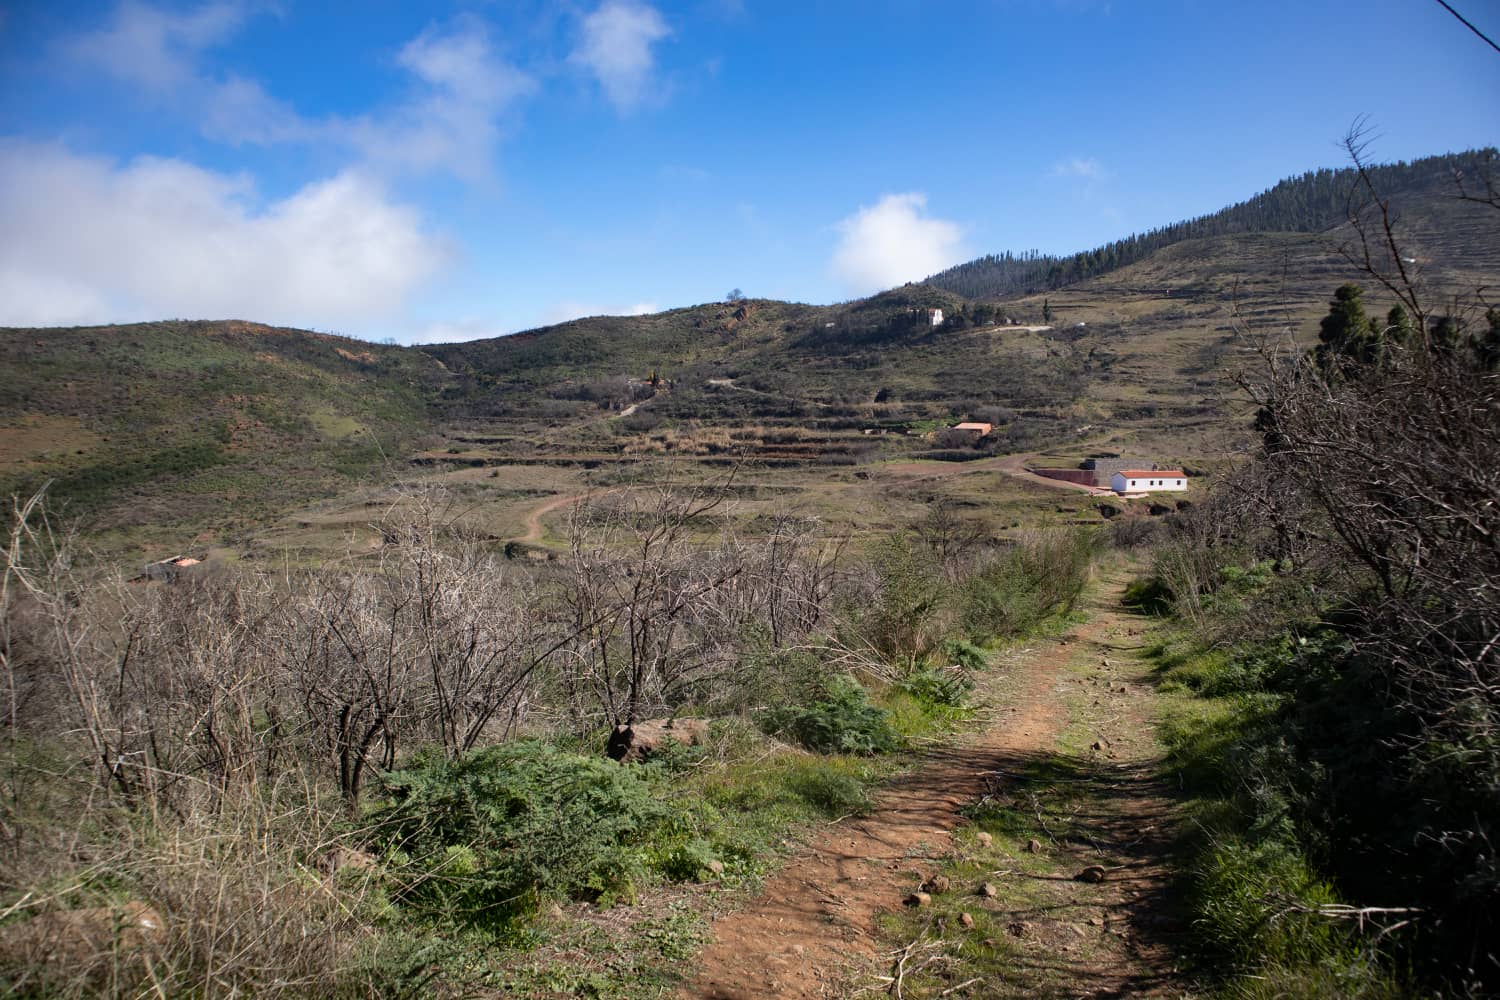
[682,571,1188,999]
[507,492,593,546]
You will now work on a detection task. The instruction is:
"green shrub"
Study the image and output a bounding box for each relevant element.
[1152,630,1421,995]
[370,742,670,926]
[758,675,900,755]
[960,530,1094,643]
[715,640,828,716]
[895,666,974,708]
[783,768,874,817]
[941,638,989,672]
[865,533,951,669]
[1122,574,1175,615]
[652,837,718,881]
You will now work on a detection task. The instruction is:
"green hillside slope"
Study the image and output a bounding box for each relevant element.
[0,320,451,548]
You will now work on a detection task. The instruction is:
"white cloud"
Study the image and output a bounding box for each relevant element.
[68,5,533,183]
[67,0,245,91]
[571,1,671,110]
[201,74,313,145]
[541,301,660,325]
[0,142,449,330]
[830,193,967,296]
[337,21,535,181]
[1051,157,1105,179]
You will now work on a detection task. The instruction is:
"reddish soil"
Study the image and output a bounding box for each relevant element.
[508,492,594,545]
[680,573,1186,999]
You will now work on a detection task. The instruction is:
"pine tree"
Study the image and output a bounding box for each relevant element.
[1315,284,1379,372]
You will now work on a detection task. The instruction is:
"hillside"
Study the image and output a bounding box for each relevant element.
[926,148,1498,299]
[3,151,1497,560]
[0,320,452,549]
[418,156,1500,482]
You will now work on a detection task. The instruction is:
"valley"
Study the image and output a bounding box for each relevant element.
[5,151,1494,572]
[2,146,1497,998]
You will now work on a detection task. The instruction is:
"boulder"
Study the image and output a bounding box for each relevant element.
[606,717,711,762]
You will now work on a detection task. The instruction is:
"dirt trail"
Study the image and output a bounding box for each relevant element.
[508,492,592,545]
[498,442,1121,550]
[874,453,1115,497]
[681,572,1186,999]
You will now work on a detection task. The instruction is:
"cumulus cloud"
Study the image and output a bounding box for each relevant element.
[541,301,660,325]
[0,142,448,330]
[571,1,671,110]
[830,193,967,296]
[1051,157,1105,179]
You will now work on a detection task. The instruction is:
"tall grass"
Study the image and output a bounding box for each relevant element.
[1151,633,1412,998]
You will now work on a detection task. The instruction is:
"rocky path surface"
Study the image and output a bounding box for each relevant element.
[681,571,1189,999]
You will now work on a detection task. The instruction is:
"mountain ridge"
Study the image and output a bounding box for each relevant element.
[925,147,1497,300]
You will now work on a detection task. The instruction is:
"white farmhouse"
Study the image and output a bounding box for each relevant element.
[1112,469,1188,493]
[929,308,944,327]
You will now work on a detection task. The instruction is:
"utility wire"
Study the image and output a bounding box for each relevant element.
[1433,0,1500,55]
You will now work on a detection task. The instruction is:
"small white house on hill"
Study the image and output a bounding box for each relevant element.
[1112,469,1187,493]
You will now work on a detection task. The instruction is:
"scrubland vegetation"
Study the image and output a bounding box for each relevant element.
[0,476,1095,996]
[1130,164,1500,995]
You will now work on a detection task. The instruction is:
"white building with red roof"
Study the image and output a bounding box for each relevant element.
[1111,469,1187,493]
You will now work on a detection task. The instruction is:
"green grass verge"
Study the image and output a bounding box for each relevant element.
[1148,630,1408,999]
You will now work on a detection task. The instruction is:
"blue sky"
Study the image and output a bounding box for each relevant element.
[1,1,1496,343]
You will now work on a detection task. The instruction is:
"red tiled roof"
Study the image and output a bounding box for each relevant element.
[1118,469,1185,478]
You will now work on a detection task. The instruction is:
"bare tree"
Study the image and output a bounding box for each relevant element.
[554,483,748,731]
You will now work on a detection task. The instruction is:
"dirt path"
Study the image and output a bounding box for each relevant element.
[508,492,593,545]
[681,572,1188,999]
[873,453,1115,497]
